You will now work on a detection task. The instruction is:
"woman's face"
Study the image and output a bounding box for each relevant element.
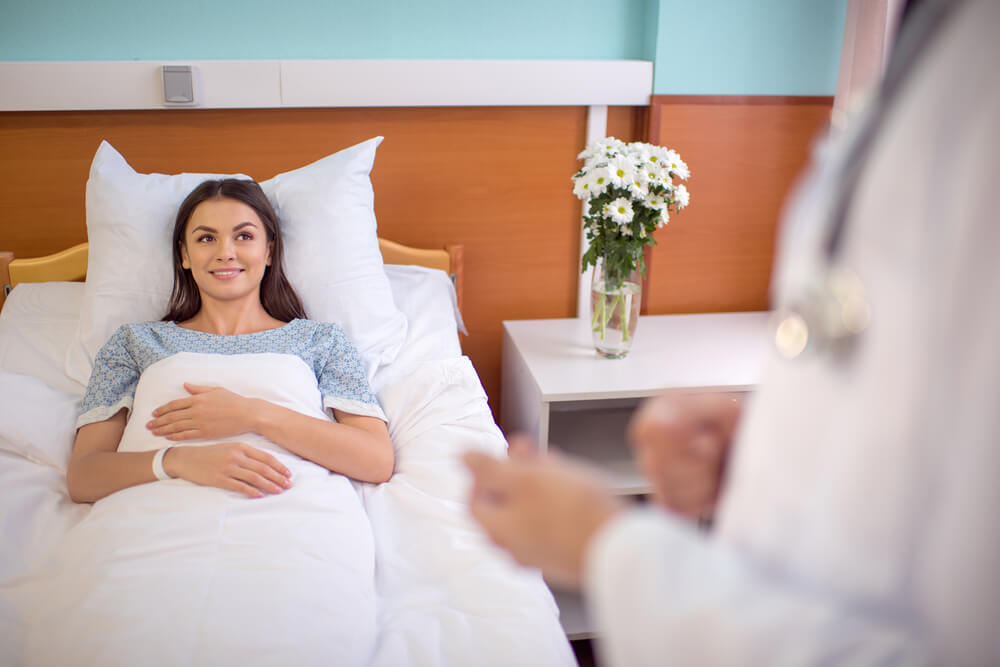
[180,197,272,308]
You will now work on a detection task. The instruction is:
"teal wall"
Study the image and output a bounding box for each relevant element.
[650,1,847,95]
[2,0,653,61]
[1,0,845,95]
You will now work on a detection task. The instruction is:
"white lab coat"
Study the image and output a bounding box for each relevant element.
[584,1,1000,665]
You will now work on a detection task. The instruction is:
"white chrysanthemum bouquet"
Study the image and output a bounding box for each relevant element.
[573,136,691,286]
[573,137,690,352]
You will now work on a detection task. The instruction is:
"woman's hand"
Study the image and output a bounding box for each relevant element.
[147,383,257,441]
[162,442,293,498]
[627,391,743,520]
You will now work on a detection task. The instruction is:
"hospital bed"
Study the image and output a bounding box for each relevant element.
[0,139,574,666]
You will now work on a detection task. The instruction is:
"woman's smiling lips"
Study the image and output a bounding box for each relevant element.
[209,268,245,280]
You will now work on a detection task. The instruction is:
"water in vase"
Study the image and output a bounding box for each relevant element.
[590,280,641,358]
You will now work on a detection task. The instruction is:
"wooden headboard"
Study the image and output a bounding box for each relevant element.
[0,106,647,417]
[0,238,464,312]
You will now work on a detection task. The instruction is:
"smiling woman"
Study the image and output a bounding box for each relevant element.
[181,203,273,312]
[164,179,305,329]
[66,177,396,507]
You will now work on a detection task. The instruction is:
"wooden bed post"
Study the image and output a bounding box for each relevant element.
[445,244,465,317]
[0,251,13,311]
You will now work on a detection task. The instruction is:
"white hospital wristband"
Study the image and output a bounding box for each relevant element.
[152,447,173,481]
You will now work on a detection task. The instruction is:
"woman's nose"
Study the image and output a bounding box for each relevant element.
[215,239,235,261]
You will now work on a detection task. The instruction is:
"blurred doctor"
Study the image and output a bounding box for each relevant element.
[464,0,1000,664]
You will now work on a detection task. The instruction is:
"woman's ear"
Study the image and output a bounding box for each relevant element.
[180,243,191,270]
[266,241,273,266]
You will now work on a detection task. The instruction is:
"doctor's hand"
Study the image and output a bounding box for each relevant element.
[161,443,292,498]
[147,383,257,441]
[463,437,625,590]
[627,391,743,520]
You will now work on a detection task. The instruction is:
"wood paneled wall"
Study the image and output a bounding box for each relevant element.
[644,95,833,314]
[0,99,826,418]
[0,106,645,417]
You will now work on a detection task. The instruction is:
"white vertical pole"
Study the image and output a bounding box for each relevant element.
[578,105,608,318]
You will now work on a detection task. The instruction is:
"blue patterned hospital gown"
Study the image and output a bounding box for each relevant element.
[77,319,385,428]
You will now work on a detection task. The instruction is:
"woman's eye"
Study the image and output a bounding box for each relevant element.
[237,232,253,241]
[196,234,214,243]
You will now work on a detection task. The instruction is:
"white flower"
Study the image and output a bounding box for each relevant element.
[604,197,634,224]
[579,137,626,164]
[599,137,627,155]
[627,142,651,164]
[665,150,690,180]
[607,156,634,187]
[589,167,611,197]
[646,146,671,168]
[645,194,667,212]
[657,210,670,228]
[675,183,690,208]
[572,173,592,200]
[577,145,597,162]
[642,165,663,188]
[627,170,649,199]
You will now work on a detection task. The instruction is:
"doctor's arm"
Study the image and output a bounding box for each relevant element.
[464,448,934,667]
[584,508,933,667]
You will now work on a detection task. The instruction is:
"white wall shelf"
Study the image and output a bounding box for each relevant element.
[0,59,652,111]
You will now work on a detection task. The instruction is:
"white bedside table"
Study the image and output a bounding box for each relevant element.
[501,312,771,492]
[500,312,771,638]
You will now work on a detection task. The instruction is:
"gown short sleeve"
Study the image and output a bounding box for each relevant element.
[77,326,141,429]
[317,324,387,422]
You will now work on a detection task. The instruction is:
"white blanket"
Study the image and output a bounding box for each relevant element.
[15,352,378,666]
[0,356,574,667]
[368,357,571,666]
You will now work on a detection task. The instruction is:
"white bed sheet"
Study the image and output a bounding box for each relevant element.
[0,269,574,666]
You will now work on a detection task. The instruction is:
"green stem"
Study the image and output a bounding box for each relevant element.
[605,289,617,339]
[619,292,630,342]
[601,289,608,339]
[592,286,609,340]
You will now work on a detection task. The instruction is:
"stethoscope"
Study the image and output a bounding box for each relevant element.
[772,0,960,361]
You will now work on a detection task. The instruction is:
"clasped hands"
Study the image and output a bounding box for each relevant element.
[146,383,292,498]
[463,392,742,588]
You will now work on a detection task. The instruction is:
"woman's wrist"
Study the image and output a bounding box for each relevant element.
[161,445,182,478]
[249,397,277,439]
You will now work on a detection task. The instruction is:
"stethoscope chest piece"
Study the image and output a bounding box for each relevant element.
[774,267,871,361]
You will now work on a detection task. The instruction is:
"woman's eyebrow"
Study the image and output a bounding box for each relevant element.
[190,222,258,234]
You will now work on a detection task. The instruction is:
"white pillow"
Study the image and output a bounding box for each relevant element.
[372,265,466,392]
[0,282,85,396]
[65,139,407,387]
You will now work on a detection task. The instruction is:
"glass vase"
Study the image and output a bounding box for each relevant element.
[590,257,641,358]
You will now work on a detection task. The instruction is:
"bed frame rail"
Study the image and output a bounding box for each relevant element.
[1,241,463,314]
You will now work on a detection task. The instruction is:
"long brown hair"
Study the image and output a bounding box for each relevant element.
[162,179,307,323]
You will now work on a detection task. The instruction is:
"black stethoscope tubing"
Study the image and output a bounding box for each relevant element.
[823,0,963,262]
[774,0,964,361]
